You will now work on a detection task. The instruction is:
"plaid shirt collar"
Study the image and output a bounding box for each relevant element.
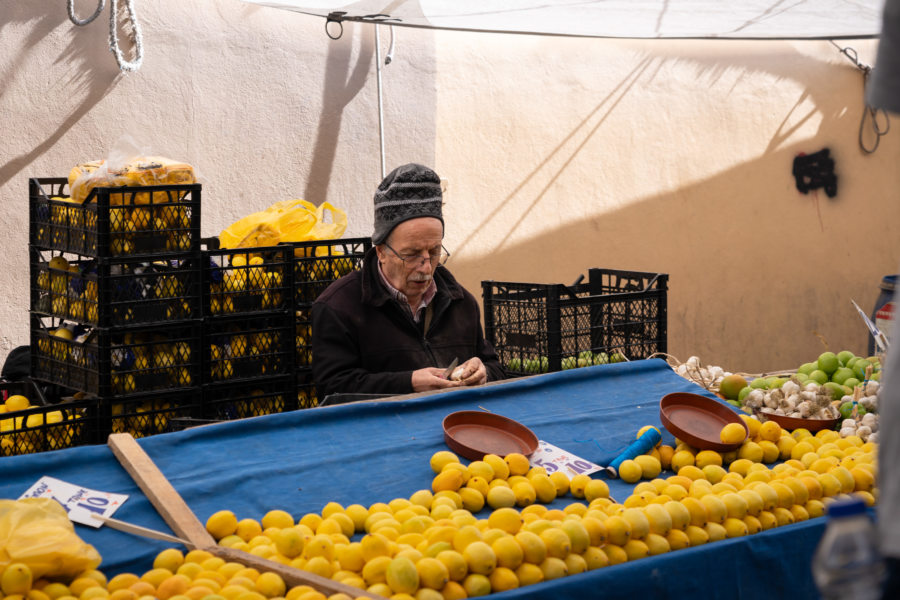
[377,262,438,322]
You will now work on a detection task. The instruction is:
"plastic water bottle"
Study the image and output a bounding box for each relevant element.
[812,497,885,600]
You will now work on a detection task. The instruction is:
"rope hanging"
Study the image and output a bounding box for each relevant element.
[67,0,144,73]
[829,40,890,154]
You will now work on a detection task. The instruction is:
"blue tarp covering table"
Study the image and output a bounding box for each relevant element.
[0,360,824,599]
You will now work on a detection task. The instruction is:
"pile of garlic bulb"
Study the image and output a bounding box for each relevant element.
[743,378,839,420]
[837,380,880,442]
[673,356,729,391]
[742,377,880,440]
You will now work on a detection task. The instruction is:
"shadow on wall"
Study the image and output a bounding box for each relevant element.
[446,78,896,373]
[0,3,121,188]
[303,23,375,205]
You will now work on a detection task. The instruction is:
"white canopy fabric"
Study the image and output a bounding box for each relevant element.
[242,0,885,40]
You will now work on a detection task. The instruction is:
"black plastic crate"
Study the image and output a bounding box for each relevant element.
[30,178,201,258]
[107,389,201,439]
[31,248,201,327]
[31,316,201,396]
[203,375,296,421]
[296,307,313,369]
[203,313,294,383]
[0,398,99,456]
[202,239,294,316]
[291,237,371,306]
[482,268,668,376]
[297,369,319,409]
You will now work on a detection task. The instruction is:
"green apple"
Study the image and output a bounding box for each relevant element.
[837,350,855,366]
[817,352,839,375]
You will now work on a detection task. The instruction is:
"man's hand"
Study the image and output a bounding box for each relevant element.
[452,357,487,387]
[411,367,463,392]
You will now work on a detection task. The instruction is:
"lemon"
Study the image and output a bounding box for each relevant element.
[538,556,569,580]
[491,535,524,570]
[487,566,519,592]
[413,557,448,591]
[583,479,610,503]
[430,451,460,474]
[462,573,491,597]
[568,474,591,498]
[581,546,609,570]
[720,423,746,445]
[514,562,544,586]
[1,563,33,595]
[432,470,464,493]
[153,548,185,572]
[699,494,727,524]
[670,450,696,472]
[466,461,494,482]
[617,459,643,483]
[436,550,468,582]
[513,530,547,564]
[487,507,522,534]
[361,555,392,586]
[634,455,662,479]
[564,552,588,576]
[511,481,537,507]
[5,395,30,412]
[482,454,509,480]
[385,557,419,594]
[548,471,570,497]
[636,425,661,441]
[559,520,590,554]
[486,485,516,509]
[462,541,496,575]
[622,539,651,561]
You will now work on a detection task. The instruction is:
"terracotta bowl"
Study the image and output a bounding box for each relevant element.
[659,392,748,452]
[442,411,539,461]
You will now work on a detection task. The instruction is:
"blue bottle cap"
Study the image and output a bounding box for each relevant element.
[826,496,867,518]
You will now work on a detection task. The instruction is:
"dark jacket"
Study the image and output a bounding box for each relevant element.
[311,249,505,398]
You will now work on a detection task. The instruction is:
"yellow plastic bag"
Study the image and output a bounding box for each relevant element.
[219,199,347,250]
[0,498,102,580]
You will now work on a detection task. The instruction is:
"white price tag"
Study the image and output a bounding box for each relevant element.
[530,440,603,478]
[20,476,128,528]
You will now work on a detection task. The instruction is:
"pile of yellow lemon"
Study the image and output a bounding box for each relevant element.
[0,415,878,600]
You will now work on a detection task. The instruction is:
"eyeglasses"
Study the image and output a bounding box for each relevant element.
[383,242,451,267]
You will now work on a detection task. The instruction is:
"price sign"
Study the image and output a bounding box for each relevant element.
[20,476,128,528]
[529,440,604,478]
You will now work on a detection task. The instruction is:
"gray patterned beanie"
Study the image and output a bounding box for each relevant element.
[372,163,444,245]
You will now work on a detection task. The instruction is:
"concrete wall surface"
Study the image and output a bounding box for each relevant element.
[1,0,898,375]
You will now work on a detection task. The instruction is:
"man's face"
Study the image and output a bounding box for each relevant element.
[376,217,444,301]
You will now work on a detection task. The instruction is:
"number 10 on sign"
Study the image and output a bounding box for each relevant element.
[529,441,603,478]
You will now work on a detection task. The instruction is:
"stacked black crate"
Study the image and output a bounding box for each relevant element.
[292,238,372,408]
[29,178,203,443]
[200,240,296,421]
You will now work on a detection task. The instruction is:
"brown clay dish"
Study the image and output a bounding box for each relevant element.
[758,411,840,433]
[659,392,748,452]
[442,411,539,461]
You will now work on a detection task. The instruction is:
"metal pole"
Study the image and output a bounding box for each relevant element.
[375,24,386,179]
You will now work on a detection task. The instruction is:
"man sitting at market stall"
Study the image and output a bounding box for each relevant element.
[311,163,506,399]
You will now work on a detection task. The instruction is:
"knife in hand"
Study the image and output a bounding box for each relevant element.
[442,357,460,380]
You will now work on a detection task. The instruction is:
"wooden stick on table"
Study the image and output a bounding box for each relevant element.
[107,433,385,599]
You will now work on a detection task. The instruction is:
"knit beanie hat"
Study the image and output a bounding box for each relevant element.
[372,163,444,245]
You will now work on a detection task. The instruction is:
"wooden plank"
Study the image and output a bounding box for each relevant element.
[107,433,217,550]
[211,546,385,598]
[107,433,387,599]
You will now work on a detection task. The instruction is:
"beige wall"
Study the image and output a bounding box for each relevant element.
[2,1,898,374]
